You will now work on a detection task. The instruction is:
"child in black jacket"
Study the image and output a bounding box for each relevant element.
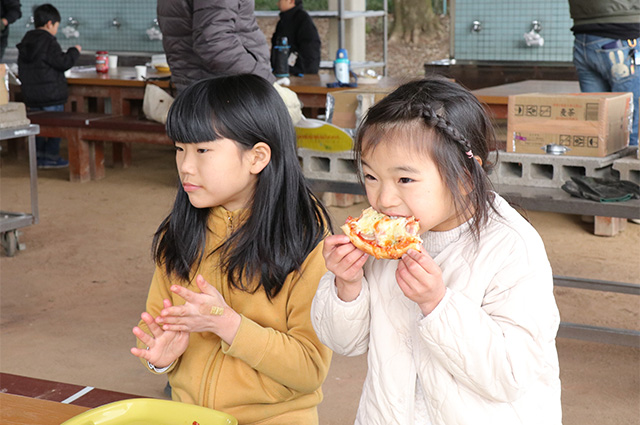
[17,3,81,168]
[271,0,320,76]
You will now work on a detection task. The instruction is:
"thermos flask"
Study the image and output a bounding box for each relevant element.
[334,48,350,84]
[273,37,290,78]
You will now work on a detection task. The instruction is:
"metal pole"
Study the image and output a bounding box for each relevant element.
[383,0,388,76]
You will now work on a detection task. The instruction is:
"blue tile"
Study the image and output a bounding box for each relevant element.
[8,0,163,53]
[454,0,573,62]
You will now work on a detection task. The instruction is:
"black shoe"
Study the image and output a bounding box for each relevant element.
[37,157,69,169]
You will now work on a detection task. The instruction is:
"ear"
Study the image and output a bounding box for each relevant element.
[248,142,271,174]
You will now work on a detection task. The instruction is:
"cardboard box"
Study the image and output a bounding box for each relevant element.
[507,92,632,157]
[327,87,391,130]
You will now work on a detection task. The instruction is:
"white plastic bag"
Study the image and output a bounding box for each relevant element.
[272,82,302,126]
[142,84,174,124]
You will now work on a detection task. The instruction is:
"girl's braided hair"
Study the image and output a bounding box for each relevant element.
[354,76,500,241]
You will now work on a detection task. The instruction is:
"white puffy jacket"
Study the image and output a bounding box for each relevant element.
[311,195,562,425]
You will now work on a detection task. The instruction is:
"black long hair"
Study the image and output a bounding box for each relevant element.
[153,74,332,299]
[355,76,499,241]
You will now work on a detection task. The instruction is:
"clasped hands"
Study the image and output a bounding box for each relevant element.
[130,274,241,369]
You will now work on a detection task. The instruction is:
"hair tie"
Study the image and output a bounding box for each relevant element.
[465,150,474,159]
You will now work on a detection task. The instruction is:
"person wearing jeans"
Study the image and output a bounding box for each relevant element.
[30,103,67,168]
[17,4,81,169]
[568,0,640,146]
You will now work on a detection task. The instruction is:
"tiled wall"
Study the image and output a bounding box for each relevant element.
[454,0,574,62]
[7,0,575,62]
[7,0,163,53]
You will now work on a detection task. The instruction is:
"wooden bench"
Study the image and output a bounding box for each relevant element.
[27,111,172,182]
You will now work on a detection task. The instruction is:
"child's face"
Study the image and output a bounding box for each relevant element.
[277,0,295,12]
[175,138,259,211]
[361,138,465,234]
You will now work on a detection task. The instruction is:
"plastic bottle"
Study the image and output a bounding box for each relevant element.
[95,51,109,73]
[273,37,290,78]
[334,48,350,84]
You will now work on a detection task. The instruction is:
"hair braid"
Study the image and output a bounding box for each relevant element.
[420,104,473,156]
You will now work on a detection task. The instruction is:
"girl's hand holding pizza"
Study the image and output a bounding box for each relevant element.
[396,249,446,316]
[130,298,189,368]
[156,274,241,345]
[323,234,368,302]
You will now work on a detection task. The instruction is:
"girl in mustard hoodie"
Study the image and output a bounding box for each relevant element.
[131,74,332,425]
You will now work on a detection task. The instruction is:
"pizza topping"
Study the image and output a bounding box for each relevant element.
[346,207,422,252]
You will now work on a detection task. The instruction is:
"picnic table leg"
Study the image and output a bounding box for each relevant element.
[66,129,91,183]
[90,141,105,180]
[112,142,132,168]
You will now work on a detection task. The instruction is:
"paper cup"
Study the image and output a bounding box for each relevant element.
[108,55,118,69]
[135,65,147,80]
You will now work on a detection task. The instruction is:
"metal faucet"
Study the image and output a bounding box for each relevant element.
[531,20,542,33]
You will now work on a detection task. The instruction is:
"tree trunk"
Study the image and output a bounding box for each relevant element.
[389,0,441,44]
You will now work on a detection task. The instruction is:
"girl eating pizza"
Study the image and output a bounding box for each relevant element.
[311,76,562,425]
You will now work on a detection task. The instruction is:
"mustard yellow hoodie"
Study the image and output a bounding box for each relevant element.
[137,206,332,424]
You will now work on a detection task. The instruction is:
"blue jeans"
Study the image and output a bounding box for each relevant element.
[30,104,65,160]
[573,33,639,146]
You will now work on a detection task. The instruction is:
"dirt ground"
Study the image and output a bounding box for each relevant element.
[1,142,639,424]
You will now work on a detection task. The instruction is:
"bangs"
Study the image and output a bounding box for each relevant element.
[358,119,438,160]
[165,82,228,144]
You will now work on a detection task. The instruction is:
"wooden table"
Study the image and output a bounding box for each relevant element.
[65,68,401,117]
[471,79,581,119]
[66,68,337,115]
[0,372,145,424]
[65,66,172,115]
[1,393,89,425]
[288,73,403,111]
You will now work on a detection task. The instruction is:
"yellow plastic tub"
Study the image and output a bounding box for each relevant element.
[60,398,237,425]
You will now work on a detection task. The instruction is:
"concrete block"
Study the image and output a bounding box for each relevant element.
[0,102,29,129]
[612,149,640,185]
[489,147,635,188]
[298,148,359,183]
[321,192,367,207]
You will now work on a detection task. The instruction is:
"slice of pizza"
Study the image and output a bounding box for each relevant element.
[341,207,423,259]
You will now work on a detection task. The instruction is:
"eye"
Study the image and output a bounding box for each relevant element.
[174,145,184,152]
[363,173,377,181]
[398,177,414,184]
[197,148,209,154]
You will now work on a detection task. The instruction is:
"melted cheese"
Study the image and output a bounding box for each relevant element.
[352,207,421,246]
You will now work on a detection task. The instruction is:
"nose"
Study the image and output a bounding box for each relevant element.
[177,149,196,175]
[373,183,401,211]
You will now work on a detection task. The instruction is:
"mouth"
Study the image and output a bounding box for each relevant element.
[182,183,200,192]
[381,211,404,219]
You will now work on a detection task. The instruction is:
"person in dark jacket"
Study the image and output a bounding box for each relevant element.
[17,3,81,168]
[271,0,321,76]
[0,0,21,60]
[157,0,276,94]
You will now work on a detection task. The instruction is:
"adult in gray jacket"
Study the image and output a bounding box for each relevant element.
[0,0,21,60]
[157,0,276,94]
